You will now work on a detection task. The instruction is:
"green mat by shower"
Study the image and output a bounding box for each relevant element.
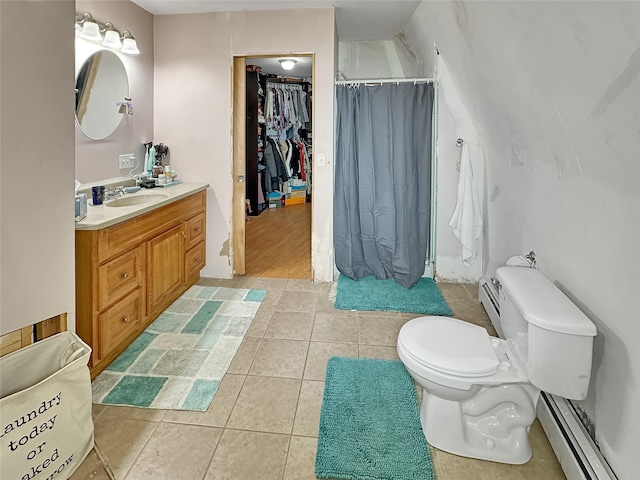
[316,357,434,480]
[334,274,453,315]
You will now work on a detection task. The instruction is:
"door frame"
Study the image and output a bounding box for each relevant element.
[232,56,247,275]
[231,53,315,278]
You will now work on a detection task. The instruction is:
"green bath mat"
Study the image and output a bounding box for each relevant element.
[316,357,434,480]
[334,274,453,315]
[91,285,266,411]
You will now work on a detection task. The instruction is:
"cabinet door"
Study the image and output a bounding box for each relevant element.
[147,224,184,314]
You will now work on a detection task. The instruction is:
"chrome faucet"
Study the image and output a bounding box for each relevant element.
[105,186,128,200]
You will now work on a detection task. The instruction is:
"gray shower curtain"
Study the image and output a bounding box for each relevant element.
[334,82,434,289]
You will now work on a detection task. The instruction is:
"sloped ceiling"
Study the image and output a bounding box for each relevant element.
[131,0,420,40]
[403,2,638,478]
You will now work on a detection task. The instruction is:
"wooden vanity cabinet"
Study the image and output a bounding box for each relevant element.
[76,191,207,378]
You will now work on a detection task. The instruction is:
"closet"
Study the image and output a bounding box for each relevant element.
[245,65,312,216]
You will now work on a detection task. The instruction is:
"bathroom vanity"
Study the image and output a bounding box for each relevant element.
[75,184,208,378]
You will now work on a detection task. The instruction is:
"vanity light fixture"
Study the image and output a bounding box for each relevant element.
[102,24,122,49]
[279,59,297,71]
[77,13,102,42]
[75,12,140,55]
[120,32,140,55]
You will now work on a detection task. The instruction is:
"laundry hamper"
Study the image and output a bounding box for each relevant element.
[0,331,94,480]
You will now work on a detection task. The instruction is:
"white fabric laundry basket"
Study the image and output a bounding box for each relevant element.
[0,331,94,480]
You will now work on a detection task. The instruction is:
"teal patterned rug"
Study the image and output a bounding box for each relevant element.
[316,357,435,480]
[91,285,265,411]
[335,274,453,315]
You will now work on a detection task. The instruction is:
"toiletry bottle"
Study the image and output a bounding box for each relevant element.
[143,146,149,174]
[148,145,156,174]
[157,173,165,185]
[164,165,171,182]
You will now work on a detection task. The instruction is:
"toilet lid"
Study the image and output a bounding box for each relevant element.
[399,317,499,377]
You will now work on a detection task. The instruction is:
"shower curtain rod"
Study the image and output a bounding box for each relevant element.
[335,77,433,85]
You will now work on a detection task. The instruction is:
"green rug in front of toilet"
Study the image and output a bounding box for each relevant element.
[316,356,435,480]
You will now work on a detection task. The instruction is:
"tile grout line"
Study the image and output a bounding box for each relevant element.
[199,374,249,480]
[119,420,161,480]
[93,441,117,480]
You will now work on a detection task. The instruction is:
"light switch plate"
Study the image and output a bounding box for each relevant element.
[317,153,326,167]
[119,154,135,169]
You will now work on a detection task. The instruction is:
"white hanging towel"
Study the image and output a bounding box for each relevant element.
[449,144,483,266]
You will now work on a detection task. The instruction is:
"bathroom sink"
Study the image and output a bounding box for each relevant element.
[105,193,168,207]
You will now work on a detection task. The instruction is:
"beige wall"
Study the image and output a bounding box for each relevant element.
[155,8,336,282]
[0,1,76,333]
[75,0,154,183]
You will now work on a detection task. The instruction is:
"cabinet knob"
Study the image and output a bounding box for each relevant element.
[123,317,130,323]
[196,258,201,263]
[122,272,129,279]
[195,227,201,233]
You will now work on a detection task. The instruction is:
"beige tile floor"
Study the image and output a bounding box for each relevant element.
[71,278,566,480]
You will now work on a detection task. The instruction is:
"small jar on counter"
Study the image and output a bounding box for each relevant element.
[164,165,172,182]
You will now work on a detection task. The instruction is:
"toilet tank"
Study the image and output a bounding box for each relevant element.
[496,267,597,400]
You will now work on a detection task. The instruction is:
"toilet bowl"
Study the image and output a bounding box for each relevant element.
[397,316,538,464]
[397,267,597,465]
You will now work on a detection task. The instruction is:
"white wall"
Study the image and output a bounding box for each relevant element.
[433,57,484,281]
[404,1,639,477]
[0,1,76,333]
[338,41,404,79]
[154,8,336,282]
[75,0,154,184]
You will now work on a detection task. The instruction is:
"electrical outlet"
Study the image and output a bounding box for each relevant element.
[119,154,135,169]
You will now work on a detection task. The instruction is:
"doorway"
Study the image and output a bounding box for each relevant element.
[232,54,314,279]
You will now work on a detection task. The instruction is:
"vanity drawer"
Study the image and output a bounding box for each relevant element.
[185,241,206,281]
[98,289,141,360]
[185,212,206,250]
[98,246,144,310]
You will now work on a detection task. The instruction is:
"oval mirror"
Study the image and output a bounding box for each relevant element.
[75,50,128,140]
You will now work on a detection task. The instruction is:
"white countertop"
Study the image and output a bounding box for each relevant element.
[75,183,209,230]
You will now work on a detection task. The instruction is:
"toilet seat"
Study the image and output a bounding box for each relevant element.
[398,316,499,377]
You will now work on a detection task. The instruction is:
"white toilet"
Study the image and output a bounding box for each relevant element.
[397,266,597,464]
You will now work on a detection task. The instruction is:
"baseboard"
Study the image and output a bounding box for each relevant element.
[538,394,616,480]
[478,278,503,337]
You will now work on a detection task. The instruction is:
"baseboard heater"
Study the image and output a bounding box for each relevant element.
[478,278,617,480]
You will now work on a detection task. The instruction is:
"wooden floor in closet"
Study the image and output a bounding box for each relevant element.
[245,202,311,279]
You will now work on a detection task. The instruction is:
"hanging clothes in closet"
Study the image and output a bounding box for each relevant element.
[263,136,289,193]
[265,82,310,141]
[264,81,312,194]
